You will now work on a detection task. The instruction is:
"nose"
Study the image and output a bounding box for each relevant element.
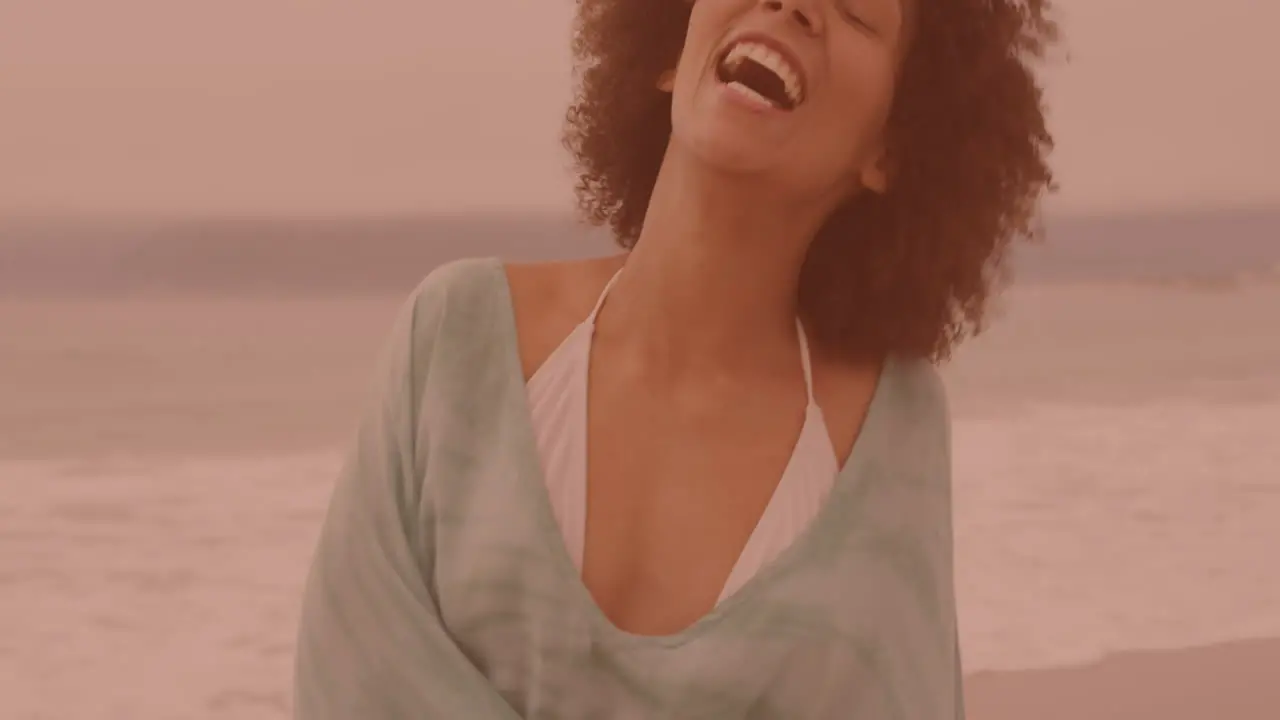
[761,0,823,35]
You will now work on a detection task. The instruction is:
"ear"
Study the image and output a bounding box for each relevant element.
[656,68,676,93]
[858,149,890,194]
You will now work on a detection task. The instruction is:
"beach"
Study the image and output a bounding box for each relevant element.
[965,638,1280,719]
[2,218,1279,717]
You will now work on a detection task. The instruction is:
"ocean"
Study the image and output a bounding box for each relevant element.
[1,209,1278,718]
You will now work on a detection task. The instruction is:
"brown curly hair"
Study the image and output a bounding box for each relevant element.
[562,0,1059,362]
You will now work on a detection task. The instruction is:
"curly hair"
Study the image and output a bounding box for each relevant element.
[562,0,1059,362]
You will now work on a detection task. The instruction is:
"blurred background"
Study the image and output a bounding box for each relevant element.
[1,1,1278,718]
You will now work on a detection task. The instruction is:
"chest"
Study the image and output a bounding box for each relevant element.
[579,376,810,636]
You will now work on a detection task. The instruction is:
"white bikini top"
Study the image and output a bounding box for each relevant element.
[526,268,840,603]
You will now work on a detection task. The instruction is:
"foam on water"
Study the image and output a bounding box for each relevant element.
[0,452,340,719]
[1,400,1278,717]
[953,400,1280,672]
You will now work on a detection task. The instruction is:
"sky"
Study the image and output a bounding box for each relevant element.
[0,0,1276,217]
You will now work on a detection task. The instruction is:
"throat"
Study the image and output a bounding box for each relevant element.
[607,146,829,360]
[596,254,803,377]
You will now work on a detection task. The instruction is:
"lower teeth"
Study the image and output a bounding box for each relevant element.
[727,81,778,108]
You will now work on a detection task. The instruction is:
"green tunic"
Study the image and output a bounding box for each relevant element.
[293,258,965,719]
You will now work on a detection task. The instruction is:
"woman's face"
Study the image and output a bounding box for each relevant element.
[667,0,909,200]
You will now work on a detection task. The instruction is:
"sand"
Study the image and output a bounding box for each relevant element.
[966,638,1280,719]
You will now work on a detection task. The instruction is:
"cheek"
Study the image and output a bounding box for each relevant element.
[678,0,750,85]
[825,64,897,148]
[670,36,709,103]
[786,66,896,188]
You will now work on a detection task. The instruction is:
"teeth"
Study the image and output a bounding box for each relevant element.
[723,41,803,105]
[725,81,775,109]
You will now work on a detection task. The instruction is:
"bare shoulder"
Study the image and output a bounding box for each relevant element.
[503,254,627,380]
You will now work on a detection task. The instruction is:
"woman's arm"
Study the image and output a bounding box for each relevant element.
[293,269,521,719]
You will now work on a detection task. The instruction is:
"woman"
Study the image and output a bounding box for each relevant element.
[293,0,1056,717]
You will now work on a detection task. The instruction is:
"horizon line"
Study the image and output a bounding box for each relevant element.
[2,202,1278,226]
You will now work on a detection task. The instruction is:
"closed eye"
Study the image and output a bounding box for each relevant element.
[836,1,881,35]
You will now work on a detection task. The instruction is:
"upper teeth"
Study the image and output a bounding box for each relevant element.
[723,41,803,105]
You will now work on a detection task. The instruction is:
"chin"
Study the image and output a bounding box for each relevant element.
[674,123,784,175]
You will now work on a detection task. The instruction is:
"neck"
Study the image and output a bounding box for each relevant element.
[598,147,833,372]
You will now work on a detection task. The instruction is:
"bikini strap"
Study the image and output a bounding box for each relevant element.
[585,268,625,326]
[796,319,817,406]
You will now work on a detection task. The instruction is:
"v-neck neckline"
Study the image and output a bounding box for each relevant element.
[485,257,896,648]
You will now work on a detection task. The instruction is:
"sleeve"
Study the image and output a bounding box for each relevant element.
[871,360,968,720]
[292,270,522,719]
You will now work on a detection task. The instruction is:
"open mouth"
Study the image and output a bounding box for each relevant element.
[715,39,805,111]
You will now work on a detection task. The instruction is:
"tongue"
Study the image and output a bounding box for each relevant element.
[724,58,790,109]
